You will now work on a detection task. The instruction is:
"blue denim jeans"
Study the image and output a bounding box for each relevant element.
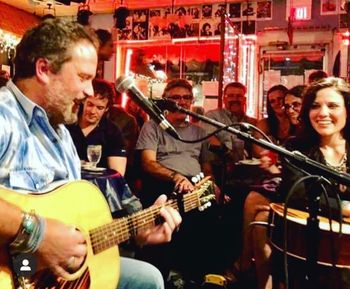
[118,257,164,289]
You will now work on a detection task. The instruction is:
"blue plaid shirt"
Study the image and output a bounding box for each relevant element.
[0,81,81,193]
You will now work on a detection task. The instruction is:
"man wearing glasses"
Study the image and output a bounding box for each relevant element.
[136,78,214,206]
[135,79,216,285]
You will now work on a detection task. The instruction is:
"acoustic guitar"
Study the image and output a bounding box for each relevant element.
[269,203,350,268]
[0,178,215,289]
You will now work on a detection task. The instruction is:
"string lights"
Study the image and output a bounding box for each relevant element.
[222,17,239,86]
[222,16,257,117]
[0,29,20,58]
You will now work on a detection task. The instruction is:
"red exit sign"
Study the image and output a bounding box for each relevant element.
[294,6,308,20]
[287,0,312,20]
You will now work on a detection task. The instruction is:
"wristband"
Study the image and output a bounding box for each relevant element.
[10,211,45,254]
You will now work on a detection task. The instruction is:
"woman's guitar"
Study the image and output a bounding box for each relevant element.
[0,178,215,289]
[269,203,350,268]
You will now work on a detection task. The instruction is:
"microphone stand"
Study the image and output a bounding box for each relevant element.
[164,102,350,288]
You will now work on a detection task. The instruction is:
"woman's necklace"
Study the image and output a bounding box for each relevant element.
[324,153,347,192]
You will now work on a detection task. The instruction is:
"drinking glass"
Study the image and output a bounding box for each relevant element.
[87,145,102,168]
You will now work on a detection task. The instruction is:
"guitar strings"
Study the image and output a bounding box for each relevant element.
[90,182,213,247]
[90,184,213,250]
[90,184,208,241]
[90,192,200,245]
[90,198,188,251]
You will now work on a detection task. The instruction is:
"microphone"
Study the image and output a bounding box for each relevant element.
[152,99,180,112]
[115,76,179,139]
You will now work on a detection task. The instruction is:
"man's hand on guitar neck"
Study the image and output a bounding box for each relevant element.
[35,218,86,277]
[135,194,182,246]
[172,173,194,193]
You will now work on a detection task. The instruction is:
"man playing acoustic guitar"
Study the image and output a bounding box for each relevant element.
[0,18,181,289]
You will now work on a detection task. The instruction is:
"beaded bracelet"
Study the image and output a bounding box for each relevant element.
[10,211,46,254]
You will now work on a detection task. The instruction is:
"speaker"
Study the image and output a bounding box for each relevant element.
[114,7,130,29]
[77,9,92,25]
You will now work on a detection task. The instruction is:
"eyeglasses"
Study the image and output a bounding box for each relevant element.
[284,102,302,111]
[166,94,194,101]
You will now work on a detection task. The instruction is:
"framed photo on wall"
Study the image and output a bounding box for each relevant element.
[229,3,241,19]
[320,0,337,15]
[242,1,257,20]
[257,0,272,20]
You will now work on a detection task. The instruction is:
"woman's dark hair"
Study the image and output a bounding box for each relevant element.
[284,85,306,136]
[297,77,350,147]
[266,84,288,140]
[285,85,306,101]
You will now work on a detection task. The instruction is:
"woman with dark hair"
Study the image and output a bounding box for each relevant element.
[254,85,289,157]
[236,77,350,289]
[284,85,306,135]
[272,77,350,289]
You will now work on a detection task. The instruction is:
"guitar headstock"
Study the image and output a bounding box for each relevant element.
[183,175,216,213]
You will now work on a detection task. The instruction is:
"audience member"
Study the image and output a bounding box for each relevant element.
[253,85,289,158]
[95,29,114,78]
[275,77,350,289]
[284,85,306,135]
[308,70,328,84]
[67,78,127,175]
[205,82,257,164]
[136,78,215,205]
[135,79,219,285]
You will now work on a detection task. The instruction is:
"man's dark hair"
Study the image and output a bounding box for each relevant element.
[162,78,193,98]
[13,18,98,82]
[285,85,306,100]
[224,82,247,95]
[92,78,115,108]
[308,70,328,84]
[95,29,112,46]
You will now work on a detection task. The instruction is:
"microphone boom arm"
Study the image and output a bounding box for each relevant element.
[167,102,350,187]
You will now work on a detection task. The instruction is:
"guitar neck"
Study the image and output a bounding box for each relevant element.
[89,179,213,254]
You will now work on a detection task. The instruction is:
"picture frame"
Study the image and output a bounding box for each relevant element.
[320,0,338,15]
[256,0,272,20]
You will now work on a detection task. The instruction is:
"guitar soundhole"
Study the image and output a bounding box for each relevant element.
[30,268,90,289]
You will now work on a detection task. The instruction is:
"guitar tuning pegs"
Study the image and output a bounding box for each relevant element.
[191,176,198,184]
[198,202,211,211]
[199,172,204,179]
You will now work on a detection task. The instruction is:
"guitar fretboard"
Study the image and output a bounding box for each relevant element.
[89,180,213,254]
